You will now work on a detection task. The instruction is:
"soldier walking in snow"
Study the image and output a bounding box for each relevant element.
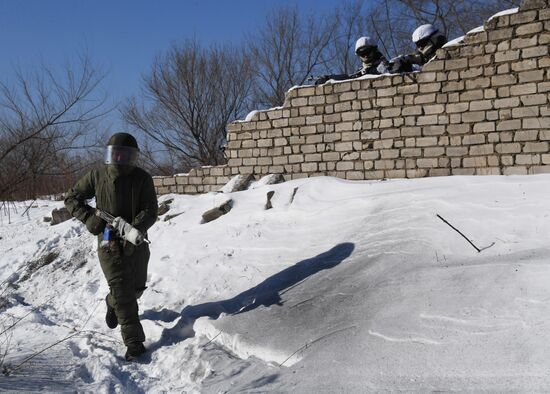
[65,132,158,361]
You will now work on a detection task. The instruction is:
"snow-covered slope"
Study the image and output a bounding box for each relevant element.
[0,175,549,392]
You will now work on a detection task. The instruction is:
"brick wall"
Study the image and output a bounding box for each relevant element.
[225,0,550,181]
[155,0,550,195]
[153,165,230,195]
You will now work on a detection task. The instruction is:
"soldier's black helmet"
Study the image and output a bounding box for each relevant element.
[105,132,139,166]
[107,132,139,149]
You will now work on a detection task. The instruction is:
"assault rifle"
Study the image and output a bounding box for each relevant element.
[95,209,150,246]
[307,73,351,86]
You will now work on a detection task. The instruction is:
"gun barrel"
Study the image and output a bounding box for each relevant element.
[95,209,151,244]
[95,209,115,224]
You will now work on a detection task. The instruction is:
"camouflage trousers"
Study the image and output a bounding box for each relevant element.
[98,242,149,346]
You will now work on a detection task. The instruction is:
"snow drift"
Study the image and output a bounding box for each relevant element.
[0,174,549,392]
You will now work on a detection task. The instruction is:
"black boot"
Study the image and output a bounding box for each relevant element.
[105,295,118,329]
[125,342,146,361]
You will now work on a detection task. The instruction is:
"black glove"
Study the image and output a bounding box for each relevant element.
[85,210,105,235]
[390,56,415,73]
[315,75,330,85]
[389,57,403,73]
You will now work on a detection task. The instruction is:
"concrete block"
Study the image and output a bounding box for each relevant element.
[462,135,486,145]
[374,160,395,171]
[469,144,494,155]
[516,154,541,165]
[416,137,438,147]
[503,166,528,175]
[496,143,522,154]
[423,147,445,157]
[514,130,539,141]
[417,158,439,168]
[519,70,545,83]
[523,142,549,152]
[516,22,543,35]
[446,147,469,156]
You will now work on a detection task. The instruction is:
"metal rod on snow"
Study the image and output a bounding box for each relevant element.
[21,199,36,217]
[436,214,481,253]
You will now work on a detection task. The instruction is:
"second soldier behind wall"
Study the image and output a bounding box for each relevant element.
[389,24,447,73]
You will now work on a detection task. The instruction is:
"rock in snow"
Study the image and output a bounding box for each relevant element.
[50,207,72,225]
[201,199,233,223]
[220,174,255,193]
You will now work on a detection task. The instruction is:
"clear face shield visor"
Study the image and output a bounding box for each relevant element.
[104,145,139,166]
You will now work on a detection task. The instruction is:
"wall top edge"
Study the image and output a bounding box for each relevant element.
[226,0,548,127]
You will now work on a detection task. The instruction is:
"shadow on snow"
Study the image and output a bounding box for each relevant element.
[145,242,355,353]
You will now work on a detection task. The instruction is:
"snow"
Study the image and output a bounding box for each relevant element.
[468,25,485,34]
[442,35,465,48]
[327,73,385,84]
[488,7,519,22]
[463,8,519,37]
[249,174,283,189]
[241,107,284,123]
[220,174,250,193]
[244,110,259,122]
[1,174,550,392]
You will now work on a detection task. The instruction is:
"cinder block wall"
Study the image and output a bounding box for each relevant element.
[155,0,549,195]
[153,165,230,195]
[225,0,550,181]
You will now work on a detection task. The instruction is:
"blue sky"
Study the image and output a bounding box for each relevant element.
[0,0,344,130]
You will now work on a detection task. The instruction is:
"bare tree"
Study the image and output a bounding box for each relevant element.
[249,7,339,108]
[124,40,253,171]
[324,1,369,76]
[137,140,182,176]
[0,55,109,200]
[368,0,523,58]
[120,0,524,177]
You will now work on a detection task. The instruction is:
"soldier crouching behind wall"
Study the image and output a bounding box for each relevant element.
[313,36,389,85]
[389,24,448,73]
[65,132,158,361]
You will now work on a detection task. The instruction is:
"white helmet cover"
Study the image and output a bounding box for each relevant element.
[412,24,438,43]
[355,36,375,53]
